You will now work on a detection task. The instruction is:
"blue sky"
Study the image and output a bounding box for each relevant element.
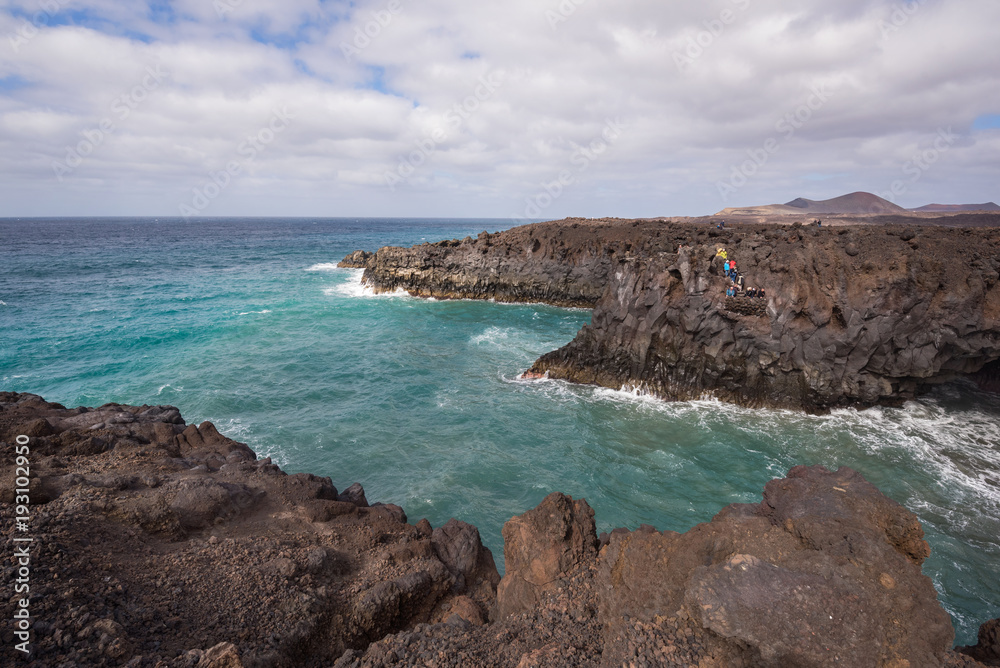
[0,0,998,218]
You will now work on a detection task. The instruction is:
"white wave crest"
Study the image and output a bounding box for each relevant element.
[238,309,272,316]
[471,326,512,347]
[324,268,411,299]
[305,262,341,272]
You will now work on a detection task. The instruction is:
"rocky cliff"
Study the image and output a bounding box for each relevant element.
[4,394,995,667]
[0,393,499,667]
[344,218,1000,411]
[338,219,675,308]
[344,467,998,668]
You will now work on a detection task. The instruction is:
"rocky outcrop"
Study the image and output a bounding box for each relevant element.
[343,218,1000,410]
[596,465,953,667]
[3,395,992,667]
[337,219,675,308]
[960,618,1000,666]
[345,465,985,668]
[0,393,498,667]
[494,492,597,620]
[526,222,1000,410]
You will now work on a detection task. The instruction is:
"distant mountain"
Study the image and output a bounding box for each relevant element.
[718,191,907,216]
[909,202,1000,212]
[783,192,907,214]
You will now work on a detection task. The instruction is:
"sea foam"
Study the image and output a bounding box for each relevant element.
[324,268,410,299]
[305,263,341,272]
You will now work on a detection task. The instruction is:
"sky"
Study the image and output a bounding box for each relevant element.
[0,0,998,220]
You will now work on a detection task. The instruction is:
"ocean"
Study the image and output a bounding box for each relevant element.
[1,217,998,644]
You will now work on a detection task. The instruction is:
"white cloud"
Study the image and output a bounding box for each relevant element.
[0,0,998,218]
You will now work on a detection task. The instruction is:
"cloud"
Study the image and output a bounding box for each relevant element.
[0,0,998,218]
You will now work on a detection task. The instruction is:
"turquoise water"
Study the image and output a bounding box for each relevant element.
[2,217,998,644]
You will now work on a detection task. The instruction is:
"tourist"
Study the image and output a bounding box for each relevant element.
[724,259,730,273]
[758,288,766,299]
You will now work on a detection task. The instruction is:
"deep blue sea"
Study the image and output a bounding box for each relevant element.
[2,217,998,643]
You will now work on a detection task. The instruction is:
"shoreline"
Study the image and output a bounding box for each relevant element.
[342,215,1000,412]
[2,392,997,666]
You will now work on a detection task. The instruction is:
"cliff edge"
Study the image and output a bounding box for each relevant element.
[344,219,1000,411]
[4,394,996,667]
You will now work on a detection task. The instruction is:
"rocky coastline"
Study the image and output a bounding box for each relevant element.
[2,393,999,667]
[341,216,1000,411]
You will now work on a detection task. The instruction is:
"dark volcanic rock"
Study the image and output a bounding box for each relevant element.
[594,465,953,666]
[342,218,1000,410]
[960,618,1000,665]
[2,395,991,667]
[526,221,1000,411]
[345,465,973,667]
[0,393,499,667]
[495,492,597,620]
[431,519,501,602]
[338,249,374,268]
[339,218,671,308]
[338,481,369,507]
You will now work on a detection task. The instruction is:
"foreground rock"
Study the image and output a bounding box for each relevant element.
[343,217,1000,411]
[346,465,987,668]
[0,393,498,667]
[2,395,993,667]
[959,618,1000,666]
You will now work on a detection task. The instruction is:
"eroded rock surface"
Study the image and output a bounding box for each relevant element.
[343,217,1000,410]
[529,223,1000,411]
[345,466,986,668]
[338,219,659,308]
[2,395,992,667]
[0,393,498,667]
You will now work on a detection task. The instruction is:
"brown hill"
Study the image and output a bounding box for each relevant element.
[718,191,907,216]
[784,191,907,214]
[911,202,1000,212]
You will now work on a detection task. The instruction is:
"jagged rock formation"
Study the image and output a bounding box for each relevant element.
[2,395,992,667]
[346,466,986,668]
[527,222,1000,410]
[337,220,673,308]
[343,218,1000,411]
[0,393,498,667]
[959,618,1000,666]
